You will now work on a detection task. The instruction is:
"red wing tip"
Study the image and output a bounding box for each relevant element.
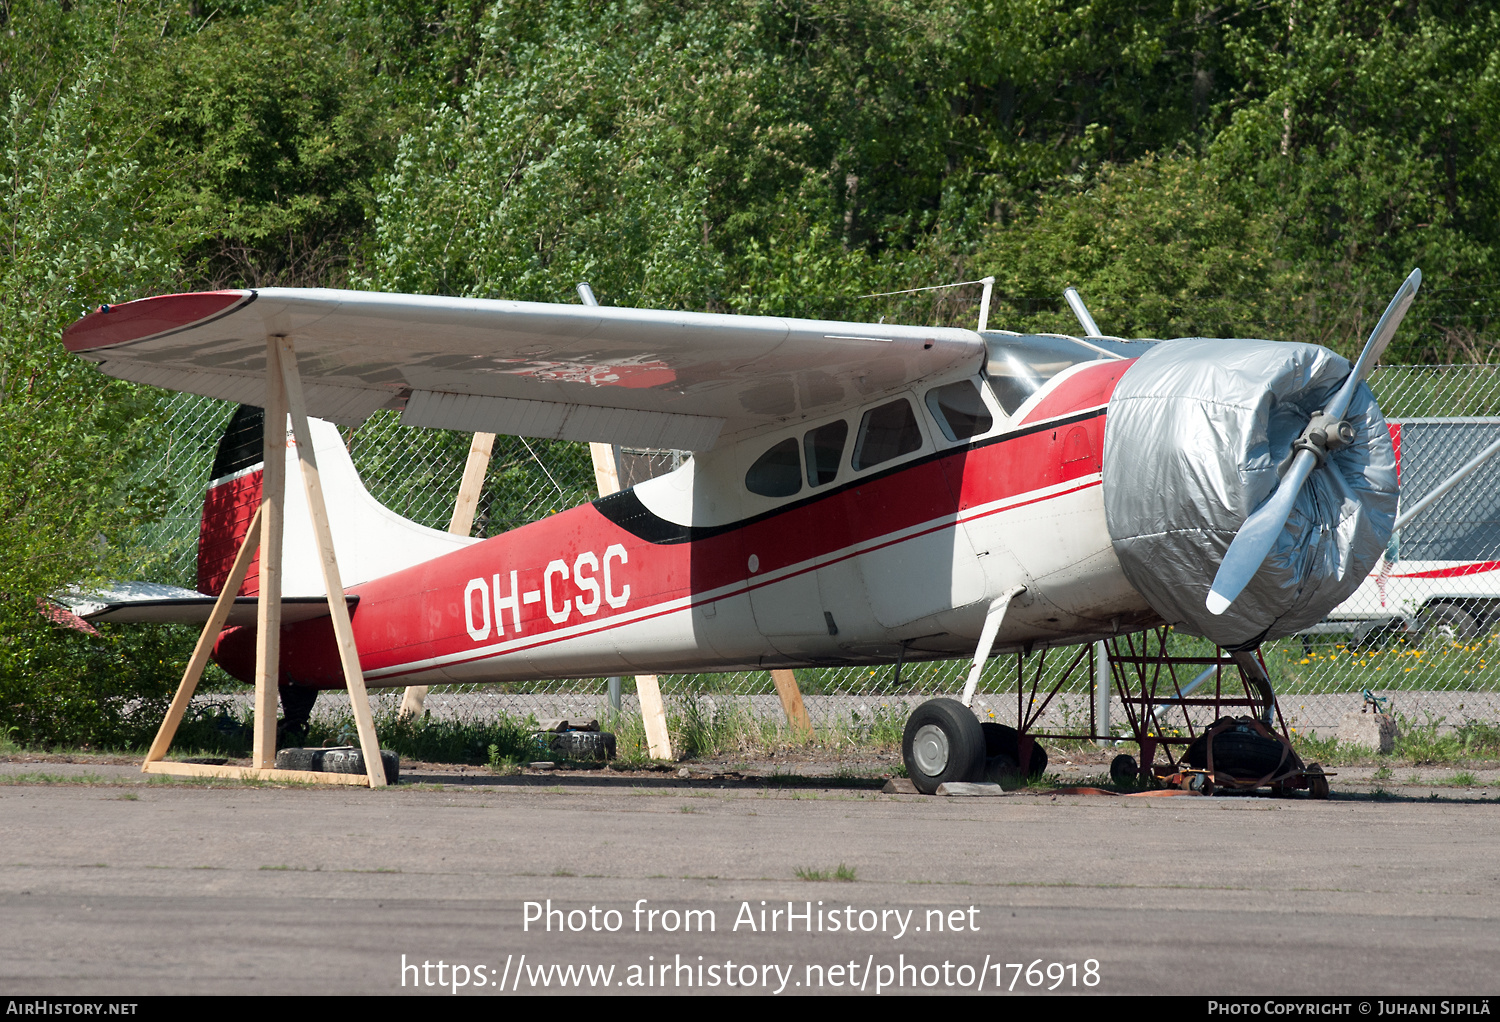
[62,290,252,352]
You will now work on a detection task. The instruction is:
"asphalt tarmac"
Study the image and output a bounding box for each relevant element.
[1,766,1497,997]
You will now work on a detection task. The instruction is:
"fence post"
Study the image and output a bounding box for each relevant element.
[1094,640,1111,746]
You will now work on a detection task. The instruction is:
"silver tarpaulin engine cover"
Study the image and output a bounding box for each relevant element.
[1102,338,1398,648]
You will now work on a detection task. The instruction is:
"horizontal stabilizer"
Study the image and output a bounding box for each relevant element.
[57,582,358,626]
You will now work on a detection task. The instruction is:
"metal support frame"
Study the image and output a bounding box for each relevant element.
[966,626,1308,791]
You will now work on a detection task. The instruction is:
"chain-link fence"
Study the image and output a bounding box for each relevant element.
[123,365,1500,739]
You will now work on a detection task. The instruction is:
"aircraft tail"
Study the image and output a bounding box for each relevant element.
[197,406,477,598]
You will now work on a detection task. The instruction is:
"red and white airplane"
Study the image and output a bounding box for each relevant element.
[60,272,1419,790]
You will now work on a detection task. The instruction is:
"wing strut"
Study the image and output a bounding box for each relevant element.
[960,586,1028,707]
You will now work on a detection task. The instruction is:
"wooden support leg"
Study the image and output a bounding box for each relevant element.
[253,339,288,770]
[635,675,672,760]
[276,336,387,788]
[143,505,264,768]
[588,442,670,759]
[770,669,812,737]
[590,442,622,495]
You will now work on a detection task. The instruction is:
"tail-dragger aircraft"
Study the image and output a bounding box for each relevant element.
[60,271,1422,791]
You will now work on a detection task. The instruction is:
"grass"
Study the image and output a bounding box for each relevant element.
[795,863,857,882]
[605,695,912,766]
[0,771,107,785]
[1292,712,1500,767]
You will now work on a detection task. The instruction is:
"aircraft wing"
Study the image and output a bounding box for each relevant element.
[56,582,358,626]
[63,288,985,450]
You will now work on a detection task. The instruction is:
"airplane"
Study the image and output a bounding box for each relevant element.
[58,270,1421,792]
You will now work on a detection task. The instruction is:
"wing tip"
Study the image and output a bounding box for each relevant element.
[62,290,253,352]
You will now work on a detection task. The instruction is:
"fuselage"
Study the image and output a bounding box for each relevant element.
[215,357,1161,688]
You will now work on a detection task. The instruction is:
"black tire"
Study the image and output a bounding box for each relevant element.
[274,747,320,772]
[1109,753,1138,785]
[548,731,616,761]
[979,722,1049,779]
[1184,719,1286,780]
[1306,762,1330,800]
[275,747,400,784]
[1417,603,1481,649]
[902,699,986,795]
[1351,619,1403,651]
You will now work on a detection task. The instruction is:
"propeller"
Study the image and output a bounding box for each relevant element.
[1206,268,1422,616]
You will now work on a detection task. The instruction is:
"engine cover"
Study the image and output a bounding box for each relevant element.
[1102,338,1397,647]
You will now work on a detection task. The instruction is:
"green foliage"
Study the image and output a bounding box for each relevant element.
[308,699,543,766]
[4,0,1500,751]
[138,5,393,287]
[0,624,197,748]
[0,63,181,737]
[795,863,856,882]
[980,154,1293,339]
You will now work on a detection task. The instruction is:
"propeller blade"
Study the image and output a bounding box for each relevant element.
[1206,449,1318,614]
[1204,269,1422,616]
[1326,267,1422,420]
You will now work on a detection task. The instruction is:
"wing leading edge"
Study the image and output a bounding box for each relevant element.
[64,288,986,450]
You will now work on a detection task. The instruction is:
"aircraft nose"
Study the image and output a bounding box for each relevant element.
[1100,337,1398,648]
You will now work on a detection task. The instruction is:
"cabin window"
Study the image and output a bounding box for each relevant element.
[852,399,922,471]
[745,437,802,497]
[925,380,993,442]
[803,420,848,487]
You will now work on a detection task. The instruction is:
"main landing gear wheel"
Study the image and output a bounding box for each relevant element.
[902,699,985,795]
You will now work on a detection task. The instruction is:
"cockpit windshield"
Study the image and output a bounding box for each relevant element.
[981,332,1154,414]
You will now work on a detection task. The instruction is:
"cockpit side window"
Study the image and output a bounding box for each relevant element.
[982,333,1128,415]
[852,399,922,471]
[924,380,993,442]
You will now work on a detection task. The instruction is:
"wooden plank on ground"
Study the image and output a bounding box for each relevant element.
[142,760,370,786]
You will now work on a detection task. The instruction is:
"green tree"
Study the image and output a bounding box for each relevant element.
[976,154,1297,338]
[1208,0,1500,359]
[0,67,183,744]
